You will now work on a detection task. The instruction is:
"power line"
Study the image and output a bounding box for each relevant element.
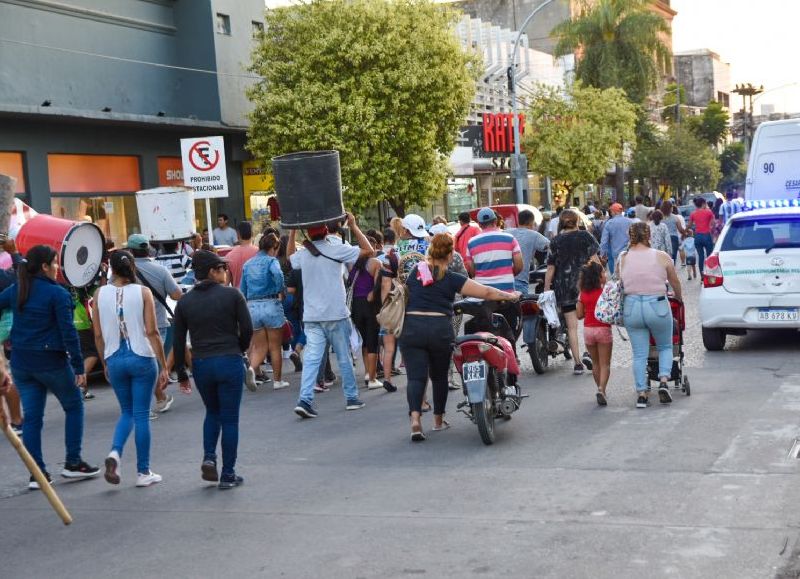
[0,37,263,80]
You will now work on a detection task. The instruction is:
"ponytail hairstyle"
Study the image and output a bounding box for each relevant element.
[110,249,137,285]
[259,232,281,254]
[17,245,58,311]
[427,233,454,280]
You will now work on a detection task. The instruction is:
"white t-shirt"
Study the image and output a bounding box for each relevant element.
[290,239,360,322]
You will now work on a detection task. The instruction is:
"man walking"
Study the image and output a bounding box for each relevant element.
[454,211,480,260]
[465,207,523,333]
[719,189,742,228]
[507,209,549,295]
[288,213,374,418]
[212,214,239,247]
[599,203,633,275]
[127,234,183,415]
[224,221,258,288]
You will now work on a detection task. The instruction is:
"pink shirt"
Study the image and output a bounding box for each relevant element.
[689,208,714,234]
[620,248,668,295]
[454,224,480,259]
[226,244,259,288]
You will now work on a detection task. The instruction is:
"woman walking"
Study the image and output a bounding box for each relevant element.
[620,223,683,408]
[93,251,168,487]
[660,201,685,264]
[649,210,672,254]
[349,251,383,389]
[543,209,601,375]
[400,234,519,441]
[173,250,253,489]
[0,245,99,489]
[241,233,288,390]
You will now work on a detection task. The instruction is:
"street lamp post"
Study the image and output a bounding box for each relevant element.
[509,0,555,205]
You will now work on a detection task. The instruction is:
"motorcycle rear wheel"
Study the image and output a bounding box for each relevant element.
[472,375,495,445]
[529,318,549,375]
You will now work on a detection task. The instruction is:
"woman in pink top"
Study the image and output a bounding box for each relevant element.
[619,223,683,409]
[688,198,716,275]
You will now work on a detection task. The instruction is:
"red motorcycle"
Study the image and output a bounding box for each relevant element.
[452,299,524,445]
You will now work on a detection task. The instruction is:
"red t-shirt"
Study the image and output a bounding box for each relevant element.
[454,224,480,258]
[226,244,259,288]
[689,208,715,234]
[579,288,609,328]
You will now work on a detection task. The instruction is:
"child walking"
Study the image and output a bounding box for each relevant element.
[576,262,612,406]
[681,230,698,280]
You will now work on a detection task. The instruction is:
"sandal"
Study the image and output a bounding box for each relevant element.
[432,419,451,432]
[411,426,426,442]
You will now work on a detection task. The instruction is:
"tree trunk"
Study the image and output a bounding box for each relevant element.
[388,197,405,218]
[0,174,16,236]
[614,163,626,205]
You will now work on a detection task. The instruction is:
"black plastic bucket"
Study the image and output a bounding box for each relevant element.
[272,150,345,229]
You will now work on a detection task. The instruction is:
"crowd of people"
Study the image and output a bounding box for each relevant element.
[0,191,737,488]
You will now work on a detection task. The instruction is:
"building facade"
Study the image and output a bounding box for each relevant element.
[0,0,265,246]
[674,49,732,109]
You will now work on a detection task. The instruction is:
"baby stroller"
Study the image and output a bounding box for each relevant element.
[647,296,690,396]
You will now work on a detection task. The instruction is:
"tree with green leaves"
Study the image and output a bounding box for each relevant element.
[718,142,746,191]
[523,83,638,195]
[247,0,478,216]
[692,101,730,147]
[633,127,721,195]
[552,0,671,105]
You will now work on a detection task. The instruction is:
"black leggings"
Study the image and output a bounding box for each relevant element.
[399,315,454,416]
[351,297,380,354]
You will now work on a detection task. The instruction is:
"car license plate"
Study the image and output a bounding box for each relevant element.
[463,362,486,382]
[757,308,799,321]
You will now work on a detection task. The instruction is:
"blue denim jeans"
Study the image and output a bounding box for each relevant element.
[299,319,358,405]
[608,250,618,275]
[13,364,83,471]
[695,233,714,274]
[514,279,530,295]
[107,341,158,474]
[623,295,673,393]
[192,354,245,476]
[670,235,680,263]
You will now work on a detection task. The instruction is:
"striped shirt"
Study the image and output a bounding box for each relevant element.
[465,228,521,291]
[719,199,743,226]
[155,253,191,283]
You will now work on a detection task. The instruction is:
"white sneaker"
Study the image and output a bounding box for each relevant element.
[245,366,258,392]
[273,380,290,390]
[156,394,174,413]
[367,379,384,390]
[136,471,162,487]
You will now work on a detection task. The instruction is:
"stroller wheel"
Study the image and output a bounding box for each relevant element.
[683,376,691,396]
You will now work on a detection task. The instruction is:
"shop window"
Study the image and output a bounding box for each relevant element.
[51,196,141,249]
[216,13,231,35]
[0,152,26,193]
[48,154,140,193]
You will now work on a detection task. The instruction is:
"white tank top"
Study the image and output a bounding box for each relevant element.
[97,284,155,360]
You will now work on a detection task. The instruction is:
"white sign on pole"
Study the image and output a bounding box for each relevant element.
[180,136,229,199]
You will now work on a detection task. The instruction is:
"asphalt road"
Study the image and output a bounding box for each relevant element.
[2,274,800,579]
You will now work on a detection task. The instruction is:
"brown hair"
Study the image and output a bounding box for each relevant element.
[558,209,580,232]
[651,209,663,225]
[428,233,453,261]
[259,232,280,253]
[629,222,651,247]
[390,217,404,240]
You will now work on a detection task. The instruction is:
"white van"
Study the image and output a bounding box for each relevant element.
[745,119,800,201]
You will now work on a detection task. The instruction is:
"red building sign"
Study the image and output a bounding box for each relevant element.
[482,113,525,154]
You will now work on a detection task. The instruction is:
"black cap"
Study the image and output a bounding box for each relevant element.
[191,250,226,279]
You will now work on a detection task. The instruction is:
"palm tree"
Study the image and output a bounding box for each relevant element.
[552,0,671,105]
[552,0,671,200]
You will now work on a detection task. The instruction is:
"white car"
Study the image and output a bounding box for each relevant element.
[699,201,800,350]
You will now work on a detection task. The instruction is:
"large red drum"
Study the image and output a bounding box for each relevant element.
[16,215,105,288]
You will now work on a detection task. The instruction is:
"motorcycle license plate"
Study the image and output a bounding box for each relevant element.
[463,362,486,382]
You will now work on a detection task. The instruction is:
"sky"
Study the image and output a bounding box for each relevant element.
[671,0,800,114]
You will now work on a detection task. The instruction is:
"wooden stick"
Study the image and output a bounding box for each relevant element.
[1,420,73,525]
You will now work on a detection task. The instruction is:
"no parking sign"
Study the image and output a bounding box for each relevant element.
[180,136,229,199]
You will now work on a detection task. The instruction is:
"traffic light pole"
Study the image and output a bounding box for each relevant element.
[509,0,554,205]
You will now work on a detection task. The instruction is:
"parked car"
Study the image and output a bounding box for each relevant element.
[699,200,800,350]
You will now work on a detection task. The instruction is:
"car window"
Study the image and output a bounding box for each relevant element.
[721,216,800,251]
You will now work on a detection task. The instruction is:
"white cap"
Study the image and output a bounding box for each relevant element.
[429,223,449,236]
[401,214,429,238]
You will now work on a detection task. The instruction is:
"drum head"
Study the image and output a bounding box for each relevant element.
[61,222,105,287]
